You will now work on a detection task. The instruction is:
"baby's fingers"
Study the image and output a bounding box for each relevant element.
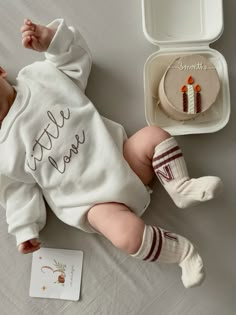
[22,28,38,49]
[19,244,40,254]
[22,30,36,39]
[21,24,35,33]
[18,239,41,254]
[22,35,33,49]
[30,239,41,247]
[24,18,34,27]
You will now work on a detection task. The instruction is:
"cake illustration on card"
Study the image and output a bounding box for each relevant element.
[158,54,221,121]
[30,248,83,301]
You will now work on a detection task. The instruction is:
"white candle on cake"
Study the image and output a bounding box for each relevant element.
[187,84,195,114]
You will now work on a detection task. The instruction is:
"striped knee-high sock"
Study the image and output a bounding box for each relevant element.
[131,225,205,288]
[152,137,223,208]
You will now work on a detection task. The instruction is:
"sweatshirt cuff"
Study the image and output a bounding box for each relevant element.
[14,223,40,246]
[46,18,74,55]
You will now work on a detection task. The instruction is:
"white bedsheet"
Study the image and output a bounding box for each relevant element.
[1,1,236,314]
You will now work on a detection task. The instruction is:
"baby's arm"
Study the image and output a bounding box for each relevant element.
[0,174,46,253]
[21,18,92,91]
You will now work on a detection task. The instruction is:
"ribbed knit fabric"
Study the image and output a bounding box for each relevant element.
[152,137,223,208]
[132,225,205,288]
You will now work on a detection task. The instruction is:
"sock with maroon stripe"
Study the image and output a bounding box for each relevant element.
[152,137,223,208]
[131,225,205,288]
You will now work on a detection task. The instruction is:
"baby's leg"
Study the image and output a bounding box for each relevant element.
[124,126,222,208]
[123,126,170,185]
[88,203,145,254]
[87,202,204,288]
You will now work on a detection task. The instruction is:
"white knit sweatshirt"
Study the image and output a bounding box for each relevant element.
[0,19,150,246]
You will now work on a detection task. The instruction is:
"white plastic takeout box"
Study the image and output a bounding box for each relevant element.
[142,0,230,135]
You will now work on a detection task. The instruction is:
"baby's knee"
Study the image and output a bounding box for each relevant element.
[87,203,145,255]
[140,126,170,142]
[135,126,170,159]
[112,223,144,255]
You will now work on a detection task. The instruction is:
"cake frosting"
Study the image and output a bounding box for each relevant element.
[158,54,221,121]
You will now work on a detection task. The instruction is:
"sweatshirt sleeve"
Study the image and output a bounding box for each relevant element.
[45,18,92,91]
[0,175,47,246]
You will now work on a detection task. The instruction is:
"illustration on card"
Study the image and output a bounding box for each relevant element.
[40,258,67,288]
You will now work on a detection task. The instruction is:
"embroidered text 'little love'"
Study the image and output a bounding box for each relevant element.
[26,108,86,174]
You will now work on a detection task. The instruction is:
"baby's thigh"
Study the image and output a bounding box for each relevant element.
[87,203,130,232]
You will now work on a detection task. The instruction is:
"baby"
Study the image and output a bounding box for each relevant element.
[0,18,222,288]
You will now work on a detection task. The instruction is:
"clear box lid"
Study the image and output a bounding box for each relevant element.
[142,0,224,47]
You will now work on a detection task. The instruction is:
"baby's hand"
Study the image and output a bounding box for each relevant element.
[18,238,41,254]
[21,19,56,52]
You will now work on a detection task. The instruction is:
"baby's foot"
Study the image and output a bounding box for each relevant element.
[165,176,223,208]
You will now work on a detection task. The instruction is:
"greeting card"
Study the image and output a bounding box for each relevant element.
[30,248,83,301]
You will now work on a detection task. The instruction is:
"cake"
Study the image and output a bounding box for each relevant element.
[158,54,221,121]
